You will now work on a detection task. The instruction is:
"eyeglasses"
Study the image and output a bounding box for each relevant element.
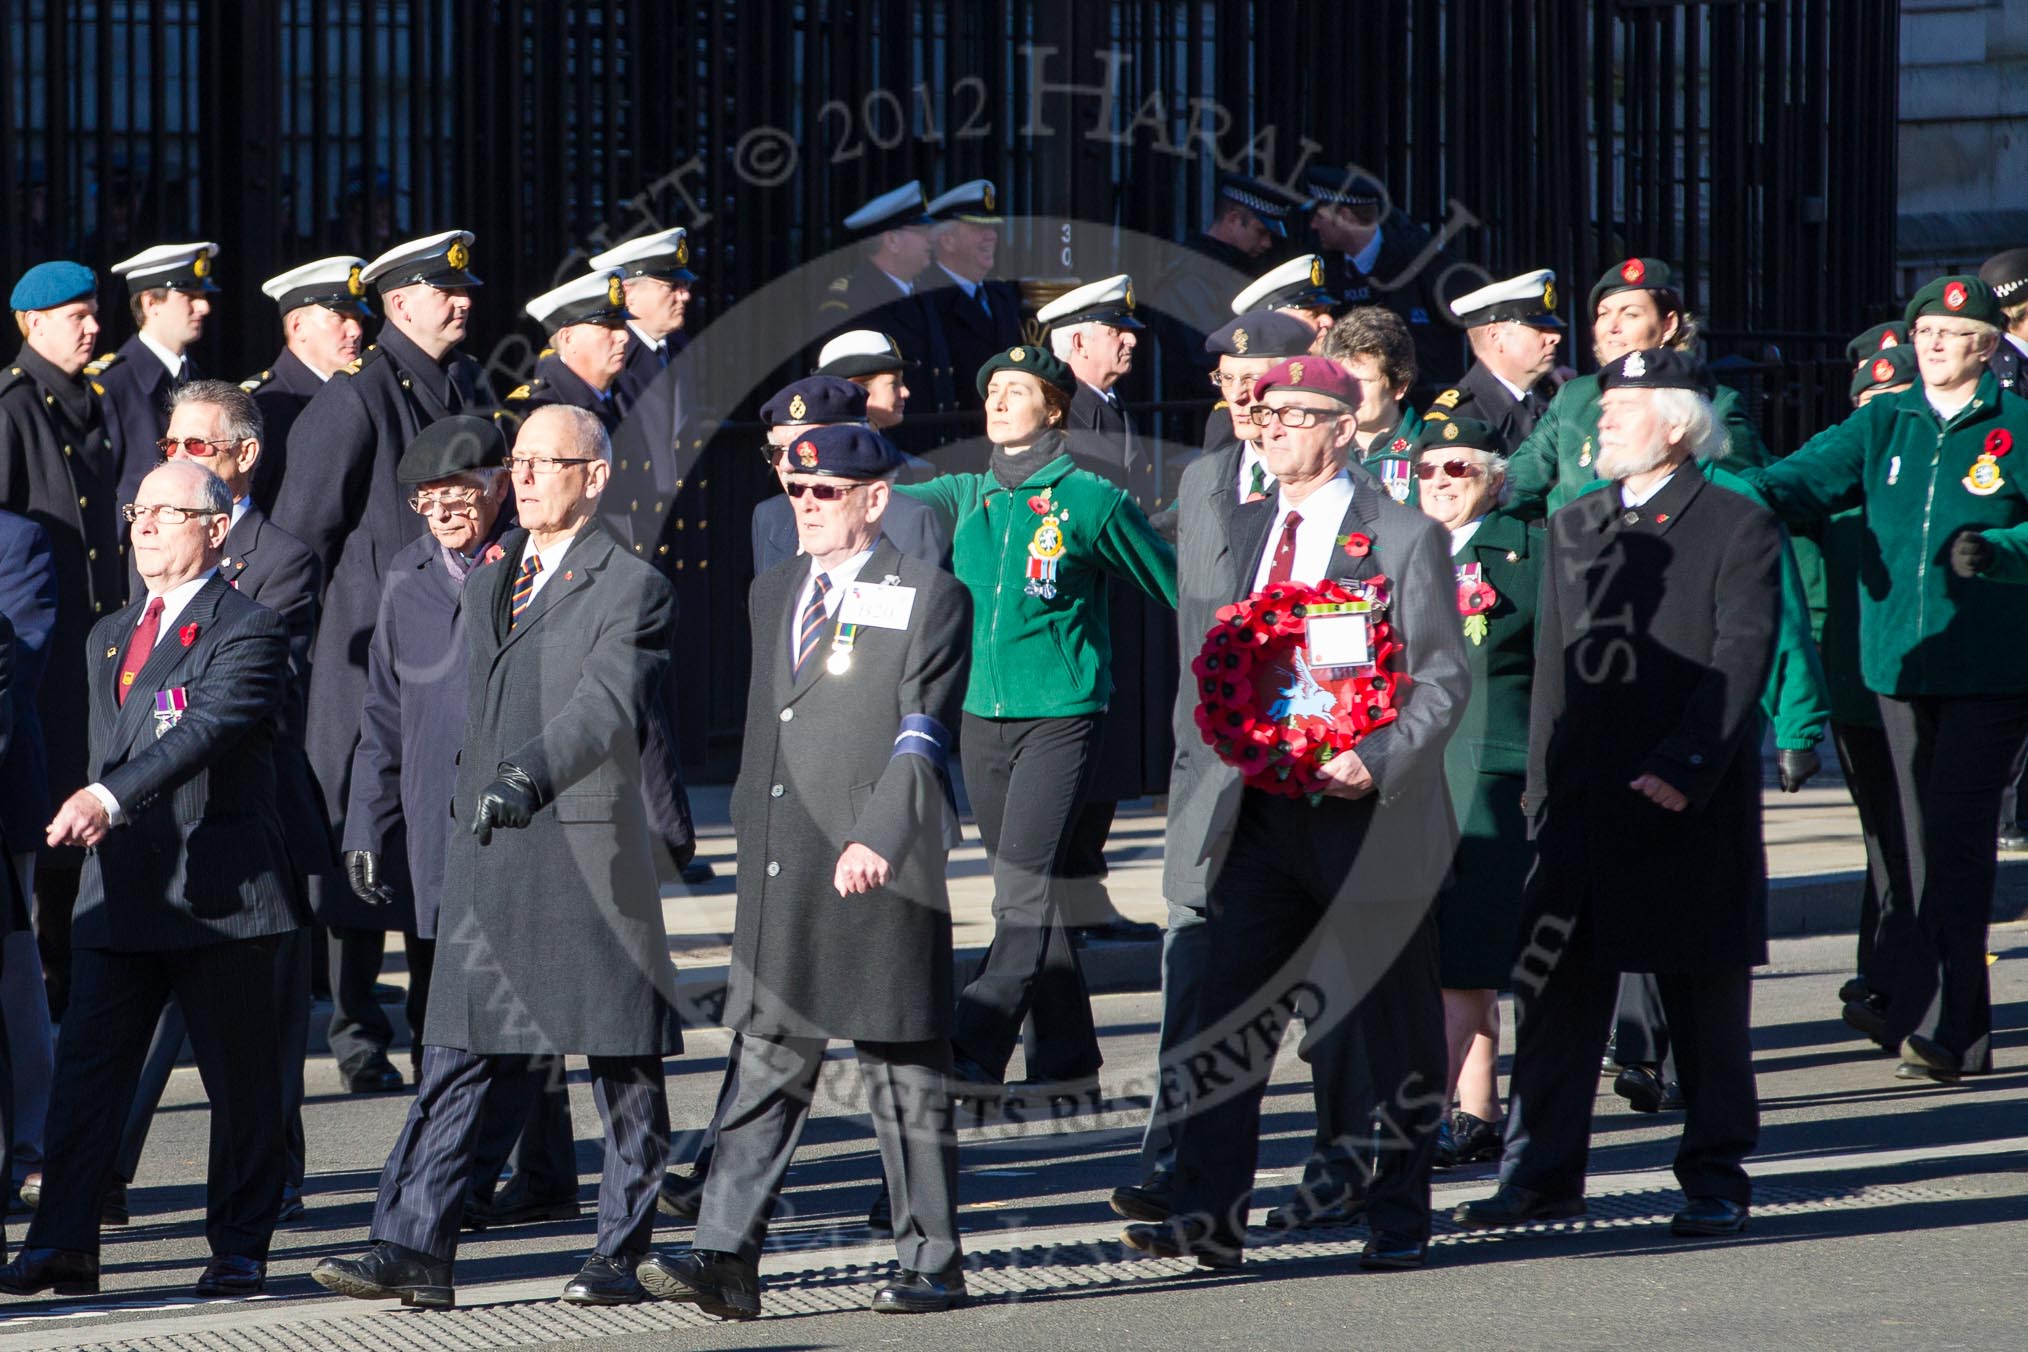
[154,436,238,458]
[1246,404,1342,428]
[1414,459,1486,480]
[408,489,484,515]
[1909,323,1985,345]
[784,480,869,501]
[506,455,596,475]
[1209,371,1260,394]
[122,502,226,524]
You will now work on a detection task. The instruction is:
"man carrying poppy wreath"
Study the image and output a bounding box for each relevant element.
[1120,355,1468,1271]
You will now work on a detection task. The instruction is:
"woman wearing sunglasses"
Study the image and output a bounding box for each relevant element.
[896,345,1175,1091]
[1410,416,1542,1171]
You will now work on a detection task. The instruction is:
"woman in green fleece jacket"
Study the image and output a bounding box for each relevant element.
[898,345,1176,1087]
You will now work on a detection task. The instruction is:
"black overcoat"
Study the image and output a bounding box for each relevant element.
[93,335,194,507]
[1525,470,1781,971]
[242,348,327,514]
[727,537,970,1042]
[0,510,57,848]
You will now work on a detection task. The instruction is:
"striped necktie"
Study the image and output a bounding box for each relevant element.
[794,573,833,675]
[510,554,542,628]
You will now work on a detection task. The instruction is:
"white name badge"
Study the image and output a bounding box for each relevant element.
[839,582,916,630]
[1305,613,1372,668]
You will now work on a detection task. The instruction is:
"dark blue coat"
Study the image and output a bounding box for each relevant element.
[0,510,57,850]
[611,326,686,417]
[242,348,329,514]
[92,335,196,509]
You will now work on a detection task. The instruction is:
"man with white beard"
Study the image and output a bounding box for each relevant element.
[1454,347,1781,1240]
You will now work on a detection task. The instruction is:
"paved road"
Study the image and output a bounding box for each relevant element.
[3,926,2025,1351]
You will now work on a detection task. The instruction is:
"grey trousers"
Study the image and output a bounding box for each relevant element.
[695,1033,960,1273]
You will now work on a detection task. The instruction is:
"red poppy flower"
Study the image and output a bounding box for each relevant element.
[1027,494,1051,515]
[179,623,199,648]
[1456,580,1498,616]
[482,542,507,565]
[1986,428,2013,459]
[1339,533,1372,558]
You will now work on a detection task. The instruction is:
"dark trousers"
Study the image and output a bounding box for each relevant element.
[328,926,432,1071]
[1876,693,2028,1071]
[114,926,312,1192]
[951,713,1103,1082]
[1501,936,1756,1205]
[1137,899,1208,1179]
[371,1043,665,1261]
[2000,736,2028,831]
[695,1033,960,1272]
[31,861,81,1019]
[29,935,286,1259]
[683,1033,746,1179]
[1832,719,1914,996]
[474,1058,579,1204]
[1612,973,1675,1078]
[1172,792,1446,1250]
[1057,799,1122,927]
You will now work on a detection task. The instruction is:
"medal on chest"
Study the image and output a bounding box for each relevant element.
[1379,451,1413,504]
[1963,428,2012,497]
[1578,436,1593,469]
[1023,489,1069,600]
[153,687,188,738]
[1454,561,1497,645]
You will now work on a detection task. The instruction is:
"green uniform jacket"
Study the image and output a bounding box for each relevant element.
[899,443,1178,719]
[1508,373,1772,521]
[1745,373,2028,697]
[1576,462,1829,749]
[1354,405,1426,506]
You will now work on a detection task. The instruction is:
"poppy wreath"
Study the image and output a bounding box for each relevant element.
[1191,578,1408,800]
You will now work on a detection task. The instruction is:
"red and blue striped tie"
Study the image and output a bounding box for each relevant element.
[510,554,542,629]
[794,573,833,674]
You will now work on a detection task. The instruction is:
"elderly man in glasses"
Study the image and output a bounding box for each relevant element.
[0,459,299,1300]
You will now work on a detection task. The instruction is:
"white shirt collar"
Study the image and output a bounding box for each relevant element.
[140,568,218,635]
[1620,470,1679,508]
[1080,380,1119,406]
[877,267,914,297]
[627,320,668,353]
[1349,226,1385,276]
[1236,442,1273,503]
[2008,332,2028,359]
[1252,470,1356,591]
[1449,518,1484,555]
[137,331,187,380]
[229,496,251,529]
[1490,369,1531,404]
[936,263,979,298]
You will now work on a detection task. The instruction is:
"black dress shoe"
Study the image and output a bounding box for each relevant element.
[1671,1196,1748,1236]
[1067,918,1163,944]
[1837,976,1874,1005]
[637,1248,761,1320]
[1452,1185,1587,1230]
[1109,1174,1175,1223]
[679,859,717,884]
[655,1165,707,1221]
[195,1254,265,1297]
[1842,996,1891,1044]
[464,1177,579,1231]
[339,1050,406,1094]
[561,1252,648,1305]
[1895,1034,1964,1085]
[1449,1110,1504,1164]
[311,1241,455,1309]
[1613,1063,1670,1114]
[1359,1233,1428,1270]
[1264,1192,1365,1231]
[871,1264,968,1313]
[0,1248,100,1296]
[865,1184,893,1235]
[1119,1216,1242,1270]
[276,1187,306,1223]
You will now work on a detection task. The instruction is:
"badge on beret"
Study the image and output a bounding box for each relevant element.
[1623,351,1647,378]
[796,439,819,469]
[347,264,365,296]
[1944,281,1968,312]
[1879,330,1898,349]
[1308,257,1324,288]
[1233,327,1249,355]
[1443,422,1460,440]
[1009,347,1026,362]
[447,240,471,271]
[1542,280,1556,310]
[788,393,807,420]
[675,236,691,267]
[606,274,624,307]
[1290,360,1305,384]
[1620,258,1644,285]
[1871,357,1895,384]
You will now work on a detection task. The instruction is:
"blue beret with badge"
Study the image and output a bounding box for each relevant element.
[10,260,96,311]
[761,376,868,428]
[1205,310,1316,358]
[780,423,906,479]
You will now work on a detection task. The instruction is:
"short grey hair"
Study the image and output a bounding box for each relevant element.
[524,403,612,464]
[1049,321,1101,361]
[169,379,264,445]
[1649,388,1722,461]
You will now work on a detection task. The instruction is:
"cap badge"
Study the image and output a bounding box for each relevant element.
[1623,351,1648,379]
[1880,331,1899,348]
[1009,347,1026,362]
[193,250,212,279]
[674,235,690,267]
[1123,281,1135,311]
[1308,257,1324,288]
[1943,281,1968,312]
[982,183,996,211]
[1232,327,1249,355]
[1443,422,1460,441]
[796,439,819,469]
[1871,357,1895,383]
[1621,258,1645,284]
[1542,280,1557,311]
[607,274,625,307]
[1289,360,1305,384]
[788,394,808,420]
[446,240,471,271]
[347,264,365,296]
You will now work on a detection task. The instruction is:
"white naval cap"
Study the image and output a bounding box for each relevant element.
[588,227,695,282]
[110,241,221,294]
[261,255,373,316]
[1035,273,1144,330]
[1231,253,1337,315]
[524,270,632,334]
[361,229,482,292]
[844,181,932,236]
[926,179,1002,224]
[1448,268,1564,328]
[816,329,906,378]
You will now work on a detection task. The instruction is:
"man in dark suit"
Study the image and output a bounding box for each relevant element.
[315,404,683,1309]
[1121,355,1467,1271]
[1424,269,1565,455]
[95,242,218,507]
[817,182,956,418]
[1457,348,1781,1239]
[99,381,326,1224]
[922,180,1023,418]
[639,424,971,1319]
[3,262,131,1019]
[241,255,372,512]
[589,227,695,416]
[274,228,490,1096]
[0,460,298,1299]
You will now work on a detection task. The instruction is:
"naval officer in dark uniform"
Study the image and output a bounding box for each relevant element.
[242,256,372,512]
[498,270,634,436]
[1423,269,1565,455]
[922,179,1024,420]
[817,182,956,418]
[589,227,696,416]
[95,242,218,507]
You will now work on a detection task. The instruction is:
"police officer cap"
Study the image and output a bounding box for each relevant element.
[1304,166,1386,209]
[1588,256,1682,316]
[761,376,868,428]
[10,261,96,311]
[1412,416,1503,457]
[1904,275,2001,328]
[1978,248,2028,306]
[816,330,906,379]
[1252,355,1358,406]
[1850,345,1917,404]
[1596,347,1710,394]
[779,423,905,480]
[976,344,1074,399]
[1204,310,1315,359]
[1845,322,1907,367]
[1214,174,1306,237]
[397,414,506,484]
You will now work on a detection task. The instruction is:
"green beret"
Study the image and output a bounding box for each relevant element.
[1850,345,1917,404]
[976,344,1073,399]
[1588,256,1681,316]
[1412,416,1504,457]
[1905,276,2001,328]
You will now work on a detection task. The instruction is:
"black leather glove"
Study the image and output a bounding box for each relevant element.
[344,850,394,905]
[1950,530,1996,578]
[470,764,540,845]
[1777,746,1821,794]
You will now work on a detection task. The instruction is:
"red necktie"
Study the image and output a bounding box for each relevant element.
[1266,510,1303,585]
[117,597,165,706]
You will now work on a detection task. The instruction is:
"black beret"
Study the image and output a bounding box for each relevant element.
[397,414,506,484]
[976,344,1075,399]
[1596,347,1710,395]
[760,376,868,427]
[778,423,906,480]
[1205,310,1316,359]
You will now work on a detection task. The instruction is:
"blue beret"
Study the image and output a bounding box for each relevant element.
[761,376,868,427]
[10,261,96,312]
[779,424,905,480]
[1205,310,1316,359]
